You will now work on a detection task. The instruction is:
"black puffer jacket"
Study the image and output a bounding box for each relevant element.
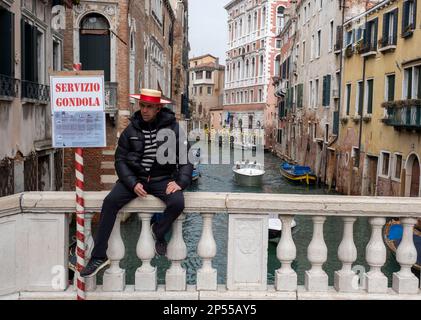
[115,108,193,191]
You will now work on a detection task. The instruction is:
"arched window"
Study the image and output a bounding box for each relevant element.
[80,13,111,81]
[254,11,258,31]
[239,19,243,37]
[276,6,285,34]
[237,61,241,79]
[251,57,255,77]
[262,6,266,29]
[233,63,236,81]
[248,14,252,33]
[259,55,264,76]
[274,55,281,77]
[249,115,253,129]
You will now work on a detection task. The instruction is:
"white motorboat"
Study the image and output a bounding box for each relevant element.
[232,160,265,186]
[268,215,297,243]
[233,142,257,151]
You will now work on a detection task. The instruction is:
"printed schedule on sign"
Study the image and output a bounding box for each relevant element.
[53,111,106,148]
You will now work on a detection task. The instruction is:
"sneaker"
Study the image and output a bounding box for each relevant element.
[80,257,110,277]
[151,223,167,256]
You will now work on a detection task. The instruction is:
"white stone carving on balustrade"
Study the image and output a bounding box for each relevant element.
[305,216,328,292]
[135,213,157,291]
[227,214,268,291]
[103,213,125,292]
[334,217,358,292]
[166,214,187,291]
[392,217,419,294]
[275,215,297,292]
[364,217,388,293]
[197,213,217,291]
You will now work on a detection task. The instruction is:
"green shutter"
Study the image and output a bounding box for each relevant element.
[393,8,399,44]
[382,13,389,45]
[402,1,409,34]
[346,84,351,115]
[388,75,395,101]
[326,75,331,106]
[322,75,327,106]
[367,79,373,114]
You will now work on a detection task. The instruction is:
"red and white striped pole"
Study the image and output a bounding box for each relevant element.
[73,63,86,301]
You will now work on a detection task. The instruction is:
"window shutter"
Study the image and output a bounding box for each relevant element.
[327,75,331,106]
[382,13,389,45]
[363,22,368,45]
[21,19,25,81]
[0,9,13,76]
[373,18,378,48]
[367,80,373,114]
[402,1,409,33]
[32,26,38,83]
[393,8,399,43]
[388,75,395,101]
[413,0,417,28]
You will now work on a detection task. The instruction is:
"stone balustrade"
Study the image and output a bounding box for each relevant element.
[1,192,421,300]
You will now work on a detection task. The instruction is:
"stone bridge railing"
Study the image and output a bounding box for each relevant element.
[1,192,421,300]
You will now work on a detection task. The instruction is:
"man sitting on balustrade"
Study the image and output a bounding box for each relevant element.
[80,89,193,278]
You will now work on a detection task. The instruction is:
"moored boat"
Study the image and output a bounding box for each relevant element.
[279,162,317,185]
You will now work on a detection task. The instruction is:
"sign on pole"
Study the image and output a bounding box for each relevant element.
[50,71,106,148]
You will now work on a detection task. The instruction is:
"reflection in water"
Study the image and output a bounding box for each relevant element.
[91,145,400,286]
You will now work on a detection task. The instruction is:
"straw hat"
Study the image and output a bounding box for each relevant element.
[130,89,172,104]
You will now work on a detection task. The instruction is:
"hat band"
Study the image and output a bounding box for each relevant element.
[141,94,161,103]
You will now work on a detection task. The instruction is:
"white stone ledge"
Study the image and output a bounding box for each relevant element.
[6,192,421,217]
[297,286,421,300]
[199,285,296,300]
[0,194,22,218]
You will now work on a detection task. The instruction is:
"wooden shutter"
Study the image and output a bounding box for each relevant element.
[382,12,389,45]
[367,80,373,114]
[402,1,409,33]
[326,74,331,106]
[0,9,13,76]
[393,8,399,43]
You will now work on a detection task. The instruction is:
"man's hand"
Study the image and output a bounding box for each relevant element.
[166,181,182,194]
[134,183,148,198]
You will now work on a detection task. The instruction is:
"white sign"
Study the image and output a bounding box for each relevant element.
[51,75,105,112]
[50,74,106,148]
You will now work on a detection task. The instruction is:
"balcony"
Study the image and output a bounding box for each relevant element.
[21,81,50,104]
[0,74,19,100]
[358,42,377,57]
[1,192,421,299]
[383,100,421,131]
[378,36,397,53]
[105,82,118,114]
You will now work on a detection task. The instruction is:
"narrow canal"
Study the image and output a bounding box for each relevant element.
[92,143,401,287]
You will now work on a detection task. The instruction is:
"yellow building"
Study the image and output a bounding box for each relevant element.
[337,0,421,197]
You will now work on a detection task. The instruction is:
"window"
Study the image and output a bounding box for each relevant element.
[53,40,62,72]
[199,86,202,95]
[0,8,14,77]
[196,71,203,79]
[346,30,354,46]
[207,86,212,95]
[393,153,403,180]
[274,55,280,77]
[404,65,421,99]
[329,21,334,51]
[345,83,352,115]
[249,115,253,129]
[402,0,416,36]
[315,79,319,107]
[276,39,281,48]
[366,79,374,114]
[302,41,306,64]
[276,6,285,34]
[259,55,264,76]
[385,74,395,101]
[311,34,314,60]
[356,81,363,115]
[277,129,282,144]
[325,124,329,143]
[152,0,163,24]
[380,151,391,177]
[322,74,331,106]
[309,80,314,107]
[250,89,254,102]
[259,89,263,102]
[382,9,398,46]
[317,30,321,57]
[365,18,378,51]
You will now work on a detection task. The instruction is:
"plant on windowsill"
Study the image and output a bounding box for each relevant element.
[340,116,349,124]
[401,23,415,38]
[351,114,361,123]
[345,45,354,58]
[355,39,364,53]
[381,99,421,109]
[362,114,372,122]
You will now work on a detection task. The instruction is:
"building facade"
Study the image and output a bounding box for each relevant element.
[189,54,225,136]
[273,0,373,186]
[337,0,421,197]
[224,0,288,149]
[0,0,65,196]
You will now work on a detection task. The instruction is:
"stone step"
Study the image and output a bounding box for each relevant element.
[101,161,114,170]
[101,175,118,184]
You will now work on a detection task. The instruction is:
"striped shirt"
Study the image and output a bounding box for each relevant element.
[141,128,157,173]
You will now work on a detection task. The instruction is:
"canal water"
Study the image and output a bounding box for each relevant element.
[91,143,400,287]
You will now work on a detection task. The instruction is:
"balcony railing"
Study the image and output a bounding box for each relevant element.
[1,192,421,299]
[105,82,118,114]
[0,74,19,99]
[21,80,50,104]
[383,100,421,130]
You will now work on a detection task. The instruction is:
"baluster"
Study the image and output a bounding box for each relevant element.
[103,213,126,291]
[275,215,297,291]
[197,213,217,291]
[364,217,388,293]
[334,217,358,292]
[305,216,328,292]
[135,213,157,291]
[166,214,187,291]
[392,217,419,294]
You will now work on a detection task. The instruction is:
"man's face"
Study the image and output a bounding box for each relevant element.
[140,103,161,122]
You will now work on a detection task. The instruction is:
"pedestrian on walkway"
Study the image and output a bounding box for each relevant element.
[80,88,193,277]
